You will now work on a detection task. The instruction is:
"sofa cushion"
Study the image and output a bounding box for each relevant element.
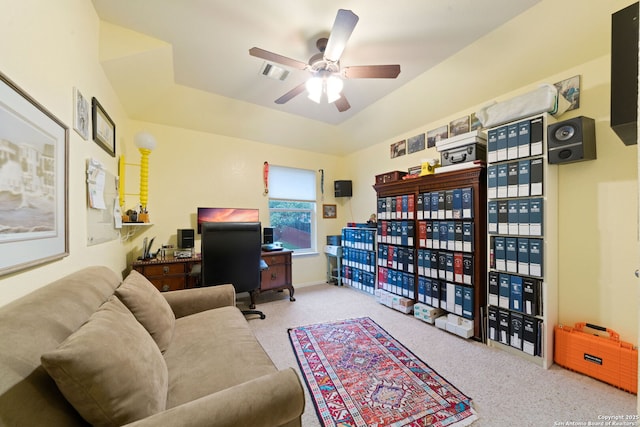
[163,305,277,408]
[41,296,168,427]
[116,269,175,352]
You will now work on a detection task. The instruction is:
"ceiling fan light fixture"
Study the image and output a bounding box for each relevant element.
[326,75,343,103]
[306,76,323,103]
[250,9,399,113]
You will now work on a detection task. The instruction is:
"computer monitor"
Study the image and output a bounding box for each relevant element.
[196,207,259,233]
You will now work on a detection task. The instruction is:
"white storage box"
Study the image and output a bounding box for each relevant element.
[435,130,487,152]
[445,314,474,339]
[435,315,448,330]
[413,303,444,324]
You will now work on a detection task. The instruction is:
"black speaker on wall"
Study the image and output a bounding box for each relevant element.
[610,2,638,146]
[177,229,194,249]
[547,116,596,164]
[334,180,352,197]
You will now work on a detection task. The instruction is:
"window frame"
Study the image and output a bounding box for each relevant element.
[267,166,317,254]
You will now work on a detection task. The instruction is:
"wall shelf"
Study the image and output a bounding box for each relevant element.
[120,222,153,241]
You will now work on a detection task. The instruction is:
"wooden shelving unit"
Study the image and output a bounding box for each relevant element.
[374,166,487,341]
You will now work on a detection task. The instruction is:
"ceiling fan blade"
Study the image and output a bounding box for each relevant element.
[249,47,308,70]
[343,65,401,79]
[334,95,351,112]
[275,82,306,104]
[324,9,359,62]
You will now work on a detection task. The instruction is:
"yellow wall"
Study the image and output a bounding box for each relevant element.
[120,121,347,287]
[0,0,131,302]
[0,0,637,346]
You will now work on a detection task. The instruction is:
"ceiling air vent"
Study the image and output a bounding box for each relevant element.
[260,62,290,81]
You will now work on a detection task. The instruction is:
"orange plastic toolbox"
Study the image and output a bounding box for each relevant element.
[554,323,637,394]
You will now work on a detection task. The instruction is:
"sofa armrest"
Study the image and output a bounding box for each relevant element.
[162,285,236,318]
[123,368,305,427]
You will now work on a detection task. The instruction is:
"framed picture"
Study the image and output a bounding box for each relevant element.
[91,97,115,157]
[470,112,482,131]
[0,71,69,276]
[322,204,337,219]
[554,75,581,111]
[450,115,470,136]
[73,87,89,140]
[390,140,406,158]
[427,125,448,148]
[407,133,425,154]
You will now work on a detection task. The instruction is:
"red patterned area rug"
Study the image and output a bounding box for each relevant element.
[288,317,478,427]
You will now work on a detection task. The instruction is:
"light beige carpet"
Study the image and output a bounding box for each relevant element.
[242,284,636,427]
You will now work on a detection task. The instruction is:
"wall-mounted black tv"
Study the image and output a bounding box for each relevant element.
[197,207,260,233]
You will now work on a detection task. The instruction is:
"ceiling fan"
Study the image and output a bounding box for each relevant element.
[249,9,401,112]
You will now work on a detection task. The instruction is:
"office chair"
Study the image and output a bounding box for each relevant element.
[200,221,265,319]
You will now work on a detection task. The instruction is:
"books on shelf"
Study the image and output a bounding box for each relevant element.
[486,113,556,365]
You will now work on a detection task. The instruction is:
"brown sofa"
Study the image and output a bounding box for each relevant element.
[0,266,305,427]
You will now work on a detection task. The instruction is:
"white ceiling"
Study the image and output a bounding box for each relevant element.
[91,0,543,153]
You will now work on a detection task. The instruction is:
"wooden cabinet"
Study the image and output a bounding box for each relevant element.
[132,255,200,292]
[373,166,487,341]
[260,250,295,300]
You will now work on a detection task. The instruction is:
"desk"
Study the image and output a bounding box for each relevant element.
[259,250,295,302]
[132,255,201,292]
[132,252,295,303]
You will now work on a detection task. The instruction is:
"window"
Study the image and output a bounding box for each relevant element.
[268,166,316,253]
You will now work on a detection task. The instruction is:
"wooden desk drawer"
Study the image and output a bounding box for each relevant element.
[149,276,186,292]
[261,264,287,290]
[141,263,186,276]
[262,254,287,266]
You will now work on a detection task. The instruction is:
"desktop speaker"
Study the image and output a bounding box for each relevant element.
[334,180,352,197]
[547,116,596,164]
[263,227,274,244]
[610,2,638,145]
[177,229,194,249]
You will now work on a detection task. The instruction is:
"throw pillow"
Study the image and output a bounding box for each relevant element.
[115,269,175,352]
[41,296,168,427]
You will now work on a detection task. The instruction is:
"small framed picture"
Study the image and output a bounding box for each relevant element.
[470,112,482,131]
[73,87,89,140]
[554,74,581,111]
[322,204,337,219]
[407,133,425,154]
[450,116,470,136]
[91,97,116,157]
[427,125,448,148]
[390,140,406,158]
